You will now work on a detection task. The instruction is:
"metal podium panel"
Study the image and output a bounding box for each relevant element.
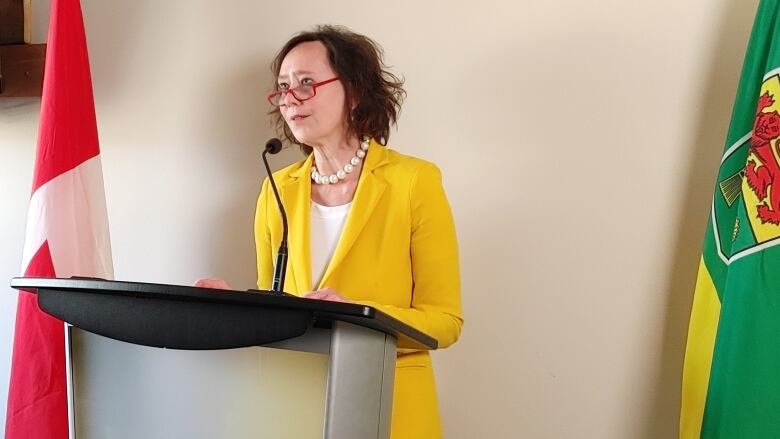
[324,321,396,439]
[66,323,397,439]
[67,327,328,439]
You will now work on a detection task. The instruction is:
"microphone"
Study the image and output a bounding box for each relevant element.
[261,138,288,294]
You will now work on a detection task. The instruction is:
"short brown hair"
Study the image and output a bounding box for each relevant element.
[269,25,406,154]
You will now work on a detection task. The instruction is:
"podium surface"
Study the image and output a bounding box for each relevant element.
[11,277,436,439]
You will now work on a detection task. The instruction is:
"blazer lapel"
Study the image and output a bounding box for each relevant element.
[318,141,389,288]
[280,153,314,294]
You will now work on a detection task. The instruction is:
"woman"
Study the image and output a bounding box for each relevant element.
[202,25,462,438]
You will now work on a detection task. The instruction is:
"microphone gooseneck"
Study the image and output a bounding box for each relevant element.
[262,138,288,294]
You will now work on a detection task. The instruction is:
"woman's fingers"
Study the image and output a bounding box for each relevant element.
[304,290,329,299]
[304,288,351,303]
[193,278,231,290]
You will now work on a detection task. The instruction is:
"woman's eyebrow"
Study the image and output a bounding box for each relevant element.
[277,70,316,80]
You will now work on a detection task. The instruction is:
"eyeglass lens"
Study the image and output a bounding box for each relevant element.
[272,85,315,105]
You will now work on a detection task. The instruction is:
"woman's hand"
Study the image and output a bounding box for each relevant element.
[193,278,232,290]
[304,287,352,303]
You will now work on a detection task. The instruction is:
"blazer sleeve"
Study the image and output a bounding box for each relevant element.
[255,177,274,290]
[358,162,464,349]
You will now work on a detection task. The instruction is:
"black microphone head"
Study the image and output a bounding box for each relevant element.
[265,138,283,154]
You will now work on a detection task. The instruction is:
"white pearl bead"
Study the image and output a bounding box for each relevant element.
[344,164,354,173]
[351,157,361,166]
[337,170,346,179]
[321,177,330,185]
[356,149,366,158]
[329,175,338,184]
[314,175,322,184]
[360,141,369,151]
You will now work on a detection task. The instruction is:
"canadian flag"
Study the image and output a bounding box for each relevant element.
[5,0,113,437]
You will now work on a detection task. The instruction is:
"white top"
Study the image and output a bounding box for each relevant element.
[310,201,352,288]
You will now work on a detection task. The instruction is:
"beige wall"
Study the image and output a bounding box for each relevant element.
[0,0,759,436]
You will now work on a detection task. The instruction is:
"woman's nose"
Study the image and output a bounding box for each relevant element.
[280,90,301,107]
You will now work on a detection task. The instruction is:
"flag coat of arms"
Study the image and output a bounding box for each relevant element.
[4,0,113,437]
[681,0,780,437]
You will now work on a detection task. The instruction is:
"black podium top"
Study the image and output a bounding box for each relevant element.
[10,277,437,351]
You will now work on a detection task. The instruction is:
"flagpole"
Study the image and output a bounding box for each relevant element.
[65,324,76,439]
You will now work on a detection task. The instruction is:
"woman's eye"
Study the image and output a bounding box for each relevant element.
[277,83,289,90]
[301,78,314,85]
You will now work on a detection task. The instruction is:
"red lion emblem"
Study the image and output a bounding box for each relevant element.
[746,92,780,224]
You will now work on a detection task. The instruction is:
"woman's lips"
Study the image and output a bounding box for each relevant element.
[290,115,309,121]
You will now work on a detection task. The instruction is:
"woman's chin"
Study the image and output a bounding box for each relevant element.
[291,131,317,146]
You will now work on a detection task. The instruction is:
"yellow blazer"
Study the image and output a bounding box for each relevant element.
[255,139,463,438]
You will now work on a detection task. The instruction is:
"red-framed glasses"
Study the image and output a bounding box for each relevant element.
[266,77,340,106]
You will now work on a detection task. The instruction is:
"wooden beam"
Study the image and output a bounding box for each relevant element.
[0,43,45,97]
[0,1,48,97]
[23,0,31,43]
[0,0,25,45]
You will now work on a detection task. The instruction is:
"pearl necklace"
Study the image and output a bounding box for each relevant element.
[311,137,370,185]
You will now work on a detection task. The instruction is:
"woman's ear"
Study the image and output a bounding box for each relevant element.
[350,93,358,111]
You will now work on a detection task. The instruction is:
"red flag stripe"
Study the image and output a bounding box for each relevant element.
[32,0,99,194]
[5,242,68,438]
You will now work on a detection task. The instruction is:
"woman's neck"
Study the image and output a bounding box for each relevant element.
[310,135,361,178]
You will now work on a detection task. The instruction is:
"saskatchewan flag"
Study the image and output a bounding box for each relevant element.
[680,1,780,438]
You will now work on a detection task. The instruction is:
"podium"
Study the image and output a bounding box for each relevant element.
[10,277,437,439]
